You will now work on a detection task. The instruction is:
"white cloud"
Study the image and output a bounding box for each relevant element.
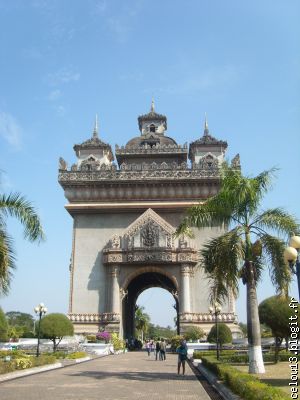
[48,89,62,101]
[55,105,66,116]
[47,68,80,86]
[0,111,22,150]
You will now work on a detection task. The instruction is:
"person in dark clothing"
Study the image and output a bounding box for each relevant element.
[155,340,161,360]
[160,339,166,360]
[176,340,188,375]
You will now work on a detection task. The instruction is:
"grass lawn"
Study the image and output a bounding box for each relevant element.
[234,362,291,395]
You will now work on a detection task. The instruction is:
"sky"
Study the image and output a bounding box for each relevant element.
[0,0,299,328]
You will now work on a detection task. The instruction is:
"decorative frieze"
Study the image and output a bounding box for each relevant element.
[103,248,198,265]
[115,143,187,155]
[59,167,220,183]
[68,313,120,323]
[179,312,237,323]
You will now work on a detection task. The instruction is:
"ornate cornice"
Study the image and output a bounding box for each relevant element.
[74,136,111,151]
[115,143,187,155]
[190,134,228,147]
[179,312,237,323]
[68,313,120,323]
[59,168,220,183]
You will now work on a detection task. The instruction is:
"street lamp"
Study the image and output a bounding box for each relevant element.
[284,235,300,300]
[209,302,222,360]
[34,303,47,357]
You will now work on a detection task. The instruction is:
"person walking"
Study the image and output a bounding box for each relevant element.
[176,340,188,375]
[155,339,161,360]
[160,338,167,361]
[146,340,151,356]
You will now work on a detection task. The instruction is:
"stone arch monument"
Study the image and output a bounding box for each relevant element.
[58,102,241,338]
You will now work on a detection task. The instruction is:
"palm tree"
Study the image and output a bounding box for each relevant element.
[135,306,150,342]
[176,166,299,373]
[0,192,44,294]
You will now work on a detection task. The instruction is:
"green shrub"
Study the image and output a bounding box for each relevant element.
[207,323,232,348]
[45,351,68,359]
[0,349,26,359]
[111,332,125,351]
[200,355,290,400]
[31,355,57,367]
[0,354,57,374]
[170,335,184,352]
[86,334,96,342]
[193,350,236,359]
[66,351,87,359]
[184,326,205,342]
[15,357,32,369]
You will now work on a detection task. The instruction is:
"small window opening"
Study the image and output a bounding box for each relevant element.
[149,124,156,133]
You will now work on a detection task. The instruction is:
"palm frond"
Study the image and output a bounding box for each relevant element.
[220,166,276,219]
[0,228,16,295]
[251,208,299,237]
[260,233,291,294]
[0,193,45,242]
[201,228,244,300]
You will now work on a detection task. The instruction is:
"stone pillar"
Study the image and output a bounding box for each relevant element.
[110,265,120,314]
[180,264,191,313]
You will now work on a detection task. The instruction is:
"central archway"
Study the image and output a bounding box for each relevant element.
[122,270,179,339]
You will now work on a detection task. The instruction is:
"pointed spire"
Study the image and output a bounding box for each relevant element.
[93,114,99,138]
[204,113,209,136]
[150,97,155,113]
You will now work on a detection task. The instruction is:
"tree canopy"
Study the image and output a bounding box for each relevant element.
[184,326,205,342]
[39,313,74,351]
[0,307,8,341]
[207,323,232,348]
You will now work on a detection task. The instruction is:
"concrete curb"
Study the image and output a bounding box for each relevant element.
[194,360,241,400]
[0,354,109,383]
[0,362,63,383]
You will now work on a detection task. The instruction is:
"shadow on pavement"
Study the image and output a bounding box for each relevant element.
[67,370,195,382]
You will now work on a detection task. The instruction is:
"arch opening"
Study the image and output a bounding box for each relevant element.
[122,271,179,340]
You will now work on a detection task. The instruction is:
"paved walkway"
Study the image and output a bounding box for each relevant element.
[0,352,212,400]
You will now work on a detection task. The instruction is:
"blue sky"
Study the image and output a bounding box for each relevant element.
[0,0,299,327]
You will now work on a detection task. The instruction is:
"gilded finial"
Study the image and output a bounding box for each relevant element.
[150,97,155,113]
[93,114,98,138]
[204,113,209,136]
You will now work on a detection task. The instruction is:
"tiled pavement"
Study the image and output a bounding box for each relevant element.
[0,352,212,400]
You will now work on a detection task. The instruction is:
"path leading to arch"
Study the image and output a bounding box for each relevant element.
[0,352,212,400]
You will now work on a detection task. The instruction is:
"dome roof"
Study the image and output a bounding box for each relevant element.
[125,134,177,148]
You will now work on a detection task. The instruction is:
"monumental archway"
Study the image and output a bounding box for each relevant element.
[102,208,198,337]
[60,104,240,338]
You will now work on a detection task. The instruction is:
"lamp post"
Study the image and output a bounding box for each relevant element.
[284,235,300,301]
[34,303,47,357]
[209,302,222,360]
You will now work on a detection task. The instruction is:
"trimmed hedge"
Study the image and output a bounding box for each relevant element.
[193,350,298,364]
[199,355,289,400]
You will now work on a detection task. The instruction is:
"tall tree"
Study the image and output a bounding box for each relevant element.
[135,306,150,342]
[177,165,299,373]
[0,192,44,294]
